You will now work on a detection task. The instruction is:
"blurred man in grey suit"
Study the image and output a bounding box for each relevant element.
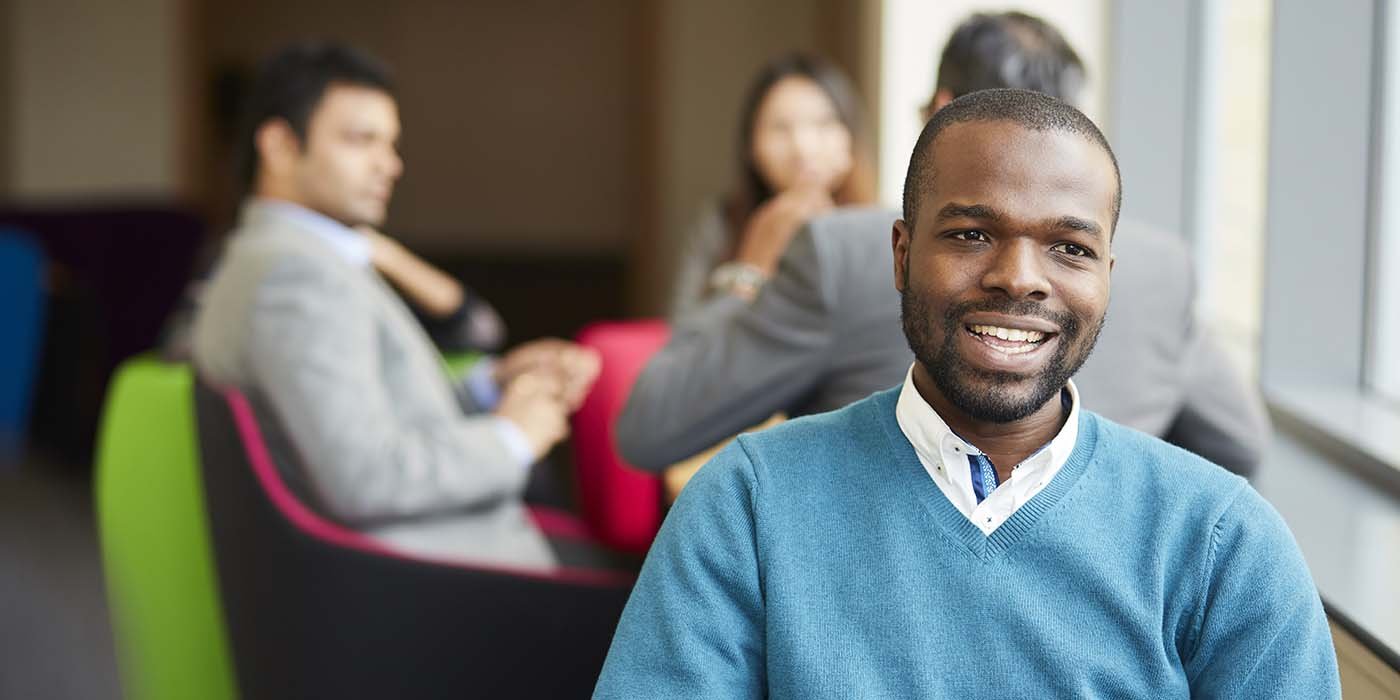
[618,11,1267,477]
[194,43,598,570]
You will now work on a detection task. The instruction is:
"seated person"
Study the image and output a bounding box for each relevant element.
[617,11,1268,480]
[594,89,1338,698]
[666,52,875,317]
[193,41,597,571]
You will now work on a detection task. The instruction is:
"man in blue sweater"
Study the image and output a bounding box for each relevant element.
[595,89,1339,698]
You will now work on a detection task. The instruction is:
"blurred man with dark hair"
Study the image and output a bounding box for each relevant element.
[617,11,1268,480]
[193,42,598,569]
[928,10,1086,111]
[596,88,1337,699]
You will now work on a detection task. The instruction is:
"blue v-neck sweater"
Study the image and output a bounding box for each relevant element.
[596,388,1339,699]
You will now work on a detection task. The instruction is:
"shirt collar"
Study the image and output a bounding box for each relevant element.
[895,363,1081,476]
[246,198,373,268]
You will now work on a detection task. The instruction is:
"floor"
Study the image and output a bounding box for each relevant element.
[0,454,121,700]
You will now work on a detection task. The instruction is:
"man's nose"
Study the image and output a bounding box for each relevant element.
[381,147,403,179]
[980,238,1051,301]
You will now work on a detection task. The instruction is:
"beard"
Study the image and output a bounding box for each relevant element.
[899,283,1105,424]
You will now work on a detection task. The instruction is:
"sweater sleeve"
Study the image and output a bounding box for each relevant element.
[594,440,767,698]
[1185,487,1340,698]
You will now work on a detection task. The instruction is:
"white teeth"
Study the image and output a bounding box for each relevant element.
[969,325,1047,344]
[996,343,1036,355]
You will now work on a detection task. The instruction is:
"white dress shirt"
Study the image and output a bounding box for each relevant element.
[895,364,1081,535]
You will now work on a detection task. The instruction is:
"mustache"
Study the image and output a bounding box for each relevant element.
[941,299,1081,337]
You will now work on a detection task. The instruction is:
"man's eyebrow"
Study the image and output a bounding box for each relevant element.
[1052,216,1104,238]
[935,203,1003,222]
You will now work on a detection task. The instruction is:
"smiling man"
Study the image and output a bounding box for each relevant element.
[594,90,1339,698]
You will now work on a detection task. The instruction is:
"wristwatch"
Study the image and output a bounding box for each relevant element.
[708,261,770,301]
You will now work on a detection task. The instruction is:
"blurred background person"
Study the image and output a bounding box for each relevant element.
[193,41,599,570]
[617,10,1268,481]
[667,53,875,316]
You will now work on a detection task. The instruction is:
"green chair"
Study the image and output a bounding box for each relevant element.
[95,357,237,700]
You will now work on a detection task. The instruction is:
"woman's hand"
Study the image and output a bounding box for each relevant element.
[733,184,834,275]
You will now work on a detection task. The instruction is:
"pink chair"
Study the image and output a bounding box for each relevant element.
[570,320,670,554]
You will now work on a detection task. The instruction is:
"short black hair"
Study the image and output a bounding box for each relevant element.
[935,11,1085,102]
[901,88,1121,230]
[233,41,395,195]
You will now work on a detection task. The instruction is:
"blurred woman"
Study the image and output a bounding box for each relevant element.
[667,53,876,316]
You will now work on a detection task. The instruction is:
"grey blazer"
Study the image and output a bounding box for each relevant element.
[617,207,1268,476]
[192,202,554,569]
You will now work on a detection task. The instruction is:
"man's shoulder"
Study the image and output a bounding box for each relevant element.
[213,224,358,293]
[787,206,901,310]
[729,387,900,477]
[803,206,900,259]
[806,206,900,237]
[1088,411,1250,512]
[1111,217,1193,276]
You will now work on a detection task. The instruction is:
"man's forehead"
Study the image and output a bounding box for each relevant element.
[922,121,1116,224]
[929,120,1102,166]
[313,85,398,124]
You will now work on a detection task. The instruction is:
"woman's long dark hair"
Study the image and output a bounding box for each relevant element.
[726,53,877,237]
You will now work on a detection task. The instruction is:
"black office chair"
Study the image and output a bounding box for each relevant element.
[194,380,633,699]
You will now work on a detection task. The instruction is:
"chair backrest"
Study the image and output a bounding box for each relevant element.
[93,358,237,700]
[196,380,633,699]
[570,319,671,553]
[0,229,46,462]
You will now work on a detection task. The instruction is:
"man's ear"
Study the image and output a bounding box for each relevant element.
[892,219,912,292]
[254,118,300,177]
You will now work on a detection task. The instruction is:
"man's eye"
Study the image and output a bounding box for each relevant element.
[951,230,989,242]
[1053,242,1092,257]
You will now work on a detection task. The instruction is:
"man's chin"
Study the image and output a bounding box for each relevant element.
[931,368,1056,424]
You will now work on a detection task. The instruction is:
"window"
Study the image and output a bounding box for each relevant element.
[1371,0,1400,407]
[1192,0,1271,379]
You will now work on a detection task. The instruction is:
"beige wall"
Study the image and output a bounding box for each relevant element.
[204,0,640,256]
[5,0,185,200]
[0,0,877,280]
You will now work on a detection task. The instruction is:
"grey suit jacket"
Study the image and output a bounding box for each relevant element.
[617,207,1268,476]
[192,202,554,569]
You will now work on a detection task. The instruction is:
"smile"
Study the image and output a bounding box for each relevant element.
[964,324,1055,357]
